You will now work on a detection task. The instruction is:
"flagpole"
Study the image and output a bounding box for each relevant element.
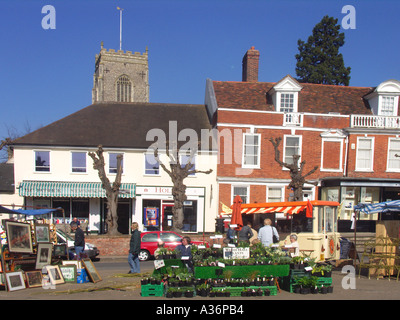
[117,7,124,50]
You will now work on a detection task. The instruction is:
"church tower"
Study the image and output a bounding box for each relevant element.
[92,42,149,103]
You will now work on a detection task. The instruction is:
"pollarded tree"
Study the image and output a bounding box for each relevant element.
[295,15,351,86]
[89,145,123,235]
[153,142,212,232]
[269,137,318,201]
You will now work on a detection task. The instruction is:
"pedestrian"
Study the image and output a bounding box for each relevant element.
[128,222,141,274]
[154,241,165,260]
[70,222,85,259]
[284,234,300,257]
[238,221,254,243]
[257,218,279,247]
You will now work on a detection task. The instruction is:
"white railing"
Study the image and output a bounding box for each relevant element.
[351,115,400,129]
[283,113,303,126]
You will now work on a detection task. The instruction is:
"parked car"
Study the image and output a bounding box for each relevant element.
[56,229,100,260]
[139,231,209,261]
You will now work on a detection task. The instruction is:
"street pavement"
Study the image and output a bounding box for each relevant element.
[1,256,400,303]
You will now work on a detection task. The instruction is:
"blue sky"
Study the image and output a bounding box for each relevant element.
[1,0,399,142]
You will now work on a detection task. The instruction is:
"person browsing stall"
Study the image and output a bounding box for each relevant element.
[70,222,85,259]
[258,218,279,247]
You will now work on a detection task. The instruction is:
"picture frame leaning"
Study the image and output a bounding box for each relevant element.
[5,271,26,291]
[5,221,33,254]
[35,224,50,243]
[35,243,53,270]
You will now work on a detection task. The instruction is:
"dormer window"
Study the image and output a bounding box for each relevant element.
[381,96,396,116]
[280,93,295,113]
[270,75,303,113]
[365,80,400,116]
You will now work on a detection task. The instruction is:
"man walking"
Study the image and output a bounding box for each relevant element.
[128,222,141,274]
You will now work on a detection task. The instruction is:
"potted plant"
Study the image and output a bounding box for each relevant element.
[209,288,216,297]
[166,287,175,298]
[196,283,209,297]
[184,289,194,298]
[264,288,271,296]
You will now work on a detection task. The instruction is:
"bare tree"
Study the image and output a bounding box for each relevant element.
[89,145,123,235]
[0,138,13,162]
[153,142,212,232]
[269,137,318,201]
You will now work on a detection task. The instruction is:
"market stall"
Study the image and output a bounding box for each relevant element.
[0,205,101,291]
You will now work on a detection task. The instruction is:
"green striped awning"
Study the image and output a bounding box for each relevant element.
[18,181,135,199]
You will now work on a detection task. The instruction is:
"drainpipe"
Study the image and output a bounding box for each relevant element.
[343,135,349,177]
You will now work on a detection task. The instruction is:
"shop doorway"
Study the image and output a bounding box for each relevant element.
[162,203,174,231]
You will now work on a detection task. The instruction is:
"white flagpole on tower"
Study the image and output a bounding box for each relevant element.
[117,7,124,50]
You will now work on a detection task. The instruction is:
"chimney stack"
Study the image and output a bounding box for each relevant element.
[242,46,260,82]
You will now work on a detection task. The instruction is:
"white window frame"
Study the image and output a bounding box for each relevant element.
[108,152,124,174]
[283,135,302,168]
[231,185,249,204]
[266,186,285,202]
[180,154,196,177]
[34,150,51,173]
[355,137,374,172]
[71,151,87,174]
[379,95,398,116]
[242,133,261,169]
[387,137,400,172]
[144,153,160,176]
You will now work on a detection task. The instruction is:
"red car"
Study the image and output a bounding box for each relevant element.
[139,231,208,261]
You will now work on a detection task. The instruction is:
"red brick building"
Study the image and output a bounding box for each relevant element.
[205,47,400,232]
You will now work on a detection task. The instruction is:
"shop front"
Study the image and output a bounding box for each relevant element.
[135,186,205,233]
[320,178,400,232]
[18,180,136,234]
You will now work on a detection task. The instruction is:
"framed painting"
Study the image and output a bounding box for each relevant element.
[5,271,26,291]
[5,221,33,254]
[35,243,53,270]
[35,224,50,243]
[25,270,43,288]
[54,244,68,257]
[59,265,77,283]
[82,259,102,283]
[45,265,65,285]
[62,260,81,269]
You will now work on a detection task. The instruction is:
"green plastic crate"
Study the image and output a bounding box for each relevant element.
[141,283,165,297]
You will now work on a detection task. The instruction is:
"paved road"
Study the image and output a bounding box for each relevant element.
[1,257,400,304]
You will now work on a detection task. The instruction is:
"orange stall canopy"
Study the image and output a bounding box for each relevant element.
[239,200,339,217]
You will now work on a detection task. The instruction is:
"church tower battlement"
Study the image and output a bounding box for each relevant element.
[92,42,149,103]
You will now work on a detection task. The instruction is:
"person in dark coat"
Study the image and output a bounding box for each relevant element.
[128,222,141,274]
[70,222,85,259]
[175,236,194,273]
[238,222,254,243]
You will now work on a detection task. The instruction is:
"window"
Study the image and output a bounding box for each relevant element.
[145,154,159,175]
[284,136,301,165]
[232,186,248,204]
[141,233,158,242]
[116,75,132,102]
[109,153,124,174]
[243,133,260,168]
[35,151,50,172]
[72,152,86,173]
[181,154,196,176]
[356,137,374,171]
[387,138,400,171]
[381,96,395,116]
[160,233,182,242]
[280,93,294,113]
[267,187,283,202]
